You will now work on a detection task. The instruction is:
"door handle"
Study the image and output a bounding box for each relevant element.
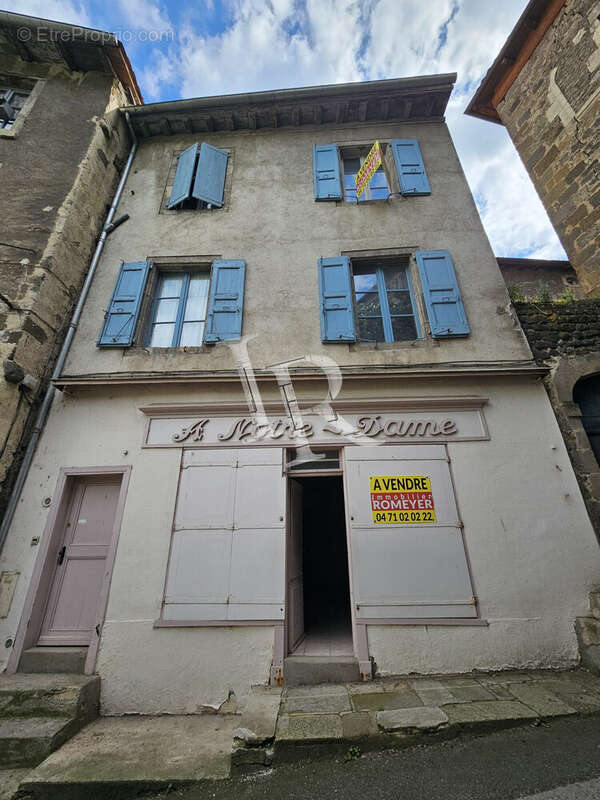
[57,546,66,566]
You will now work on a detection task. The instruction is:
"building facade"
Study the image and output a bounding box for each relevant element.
[0,75,598,714]
[0,12,142,518]
[466,0,600,295]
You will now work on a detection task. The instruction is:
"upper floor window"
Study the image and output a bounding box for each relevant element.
[342,148,390,202]
[0,87,30,130]
[353,261,419,342]
[313,139,430,202]
[317,250,469,344]
[97,259,246,349]
[167,142,228,210]
[148,271,210,347]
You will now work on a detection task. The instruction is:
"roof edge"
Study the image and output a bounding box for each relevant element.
[465,0,566,124]
[124,73,457,117]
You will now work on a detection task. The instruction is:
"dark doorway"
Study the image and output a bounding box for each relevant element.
[287,475,352,655]
[574,374,600,465]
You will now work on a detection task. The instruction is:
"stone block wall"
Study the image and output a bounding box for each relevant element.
[0,59,131,517]
[497,0,600,295]
[514,300,600,537]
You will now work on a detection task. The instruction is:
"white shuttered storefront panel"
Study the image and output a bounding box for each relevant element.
[163,448,285,622]
[344,445,476,619]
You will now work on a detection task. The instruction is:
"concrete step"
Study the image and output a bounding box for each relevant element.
[0,674,100,719]
[18,648,87,675]
[0,674,100,771]
[590,591,600,620]
[284,656,360,687]
[575,617,600,674]
[17,715,235,799]
[0,716,81,769]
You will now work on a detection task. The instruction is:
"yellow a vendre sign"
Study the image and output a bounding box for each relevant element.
[355,140,382,199]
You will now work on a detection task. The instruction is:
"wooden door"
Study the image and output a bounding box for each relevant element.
[38,477,120,646]
[287,479,304,652]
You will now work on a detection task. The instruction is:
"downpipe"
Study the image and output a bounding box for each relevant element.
[0,111,138,552]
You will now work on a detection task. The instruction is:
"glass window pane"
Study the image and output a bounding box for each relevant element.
[184,275,209,321]
[180,321,205,347]
[353,270,378,293]
[387,291,414,314]
[158,275,184,298]
[356,292,382,316]
[358,317,385,341]
[383,267,408,290]
[154,297,179,323]
[150,323,175,347]
[343,157,360,175]
[391,316,417,341]
[369,168,389,199]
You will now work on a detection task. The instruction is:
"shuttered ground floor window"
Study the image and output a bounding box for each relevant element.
[160,444,476,624]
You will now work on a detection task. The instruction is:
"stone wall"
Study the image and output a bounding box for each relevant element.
[497,0,600,295]
[514,300,600,537]
[0,57,131,517]
[514,300,600,358]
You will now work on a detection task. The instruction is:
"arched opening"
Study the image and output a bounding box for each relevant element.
[574,373,600,466]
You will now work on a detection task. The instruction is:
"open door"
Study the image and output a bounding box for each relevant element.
[287,479,304,652]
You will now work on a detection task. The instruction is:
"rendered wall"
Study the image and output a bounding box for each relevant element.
[0,376,597,712]
[62,117,530,381]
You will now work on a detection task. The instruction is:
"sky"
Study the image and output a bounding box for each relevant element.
[5,0,566,260]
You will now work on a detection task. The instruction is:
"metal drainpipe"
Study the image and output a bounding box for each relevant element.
[0,111,138,552]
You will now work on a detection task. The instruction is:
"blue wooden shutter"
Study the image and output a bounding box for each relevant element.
[204,260,246,343]
[313,145,342,201]
[415,250,469,337]
[391,139,431,196]
[318,257,356,342]
[168,143,198,209]
[97,261,151,347]
[193,143,228,207]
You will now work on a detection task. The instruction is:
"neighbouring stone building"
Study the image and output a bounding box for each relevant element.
[466,0,600,295]
[496,256,582,301]
[0,74,597,713]
[0,12,142,517]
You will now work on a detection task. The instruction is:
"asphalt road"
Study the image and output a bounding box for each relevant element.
[156,714,600,800]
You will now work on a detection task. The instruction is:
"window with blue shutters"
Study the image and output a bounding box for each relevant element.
[313,139,431,203]
[167,142,229,210]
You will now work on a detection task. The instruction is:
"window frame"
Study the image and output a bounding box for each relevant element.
[146,268,212,348]
[162,145,232,213]
[0,87,31,130]
[351,259,421,343]
[340,144,391,203]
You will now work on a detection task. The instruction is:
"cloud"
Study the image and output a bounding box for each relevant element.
[114,0,172,33]
[2,0,91,26]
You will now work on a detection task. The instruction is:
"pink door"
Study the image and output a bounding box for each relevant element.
[38,477,120,646]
